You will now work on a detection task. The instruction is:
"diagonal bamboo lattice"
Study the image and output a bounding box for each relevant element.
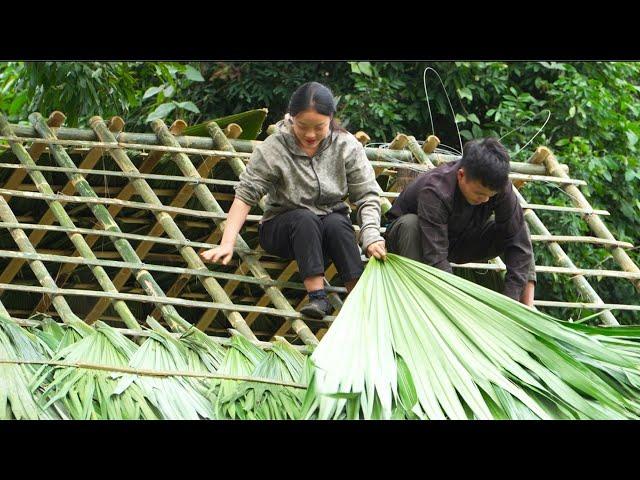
[0,111,637,349]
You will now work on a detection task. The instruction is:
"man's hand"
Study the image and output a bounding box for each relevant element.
[519,280,535,307]
[200,243,234,265]
[366,240,387,261]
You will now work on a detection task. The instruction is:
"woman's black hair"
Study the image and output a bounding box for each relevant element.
[288,81,345,131]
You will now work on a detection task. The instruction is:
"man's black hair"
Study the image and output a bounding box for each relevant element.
[459,138,511,191]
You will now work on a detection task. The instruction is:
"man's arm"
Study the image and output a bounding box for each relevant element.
[494,184,534,300]
[417,187,452,273]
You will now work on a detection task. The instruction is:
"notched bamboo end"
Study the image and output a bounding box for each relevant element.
[108,116,125,133]
[354,131,371,146]
[223,123,243,139]
[170,120,188,135]
[422,135,440,154]
[48,111,66,127]
[389,133,409,150]
[266,124,278,136]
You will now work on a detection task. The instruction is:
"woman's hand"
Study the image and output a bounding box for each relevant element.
[200,243,235,265]
[366,240,387,261]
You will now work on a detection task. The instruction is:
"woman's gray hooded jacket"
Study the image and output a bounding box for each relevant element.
[234,119,384,251]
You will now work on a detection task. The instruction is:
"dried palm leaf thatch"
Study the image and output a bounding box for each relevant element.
[216,339,308,420]
[0,315,67,419]
[32,321,159,420]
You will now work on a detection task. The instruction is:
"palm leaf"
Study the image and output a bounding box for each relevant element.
[113,324,216,420]
[305,254,640,420]
[183,108,268,140]
[0,315,67,419]
[33,321,159,420]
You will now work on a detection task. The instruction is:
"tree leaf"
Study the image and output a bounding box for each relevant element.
[142,86,163,100]
[145,102,176,122]
[184,65,205,82]
[175,101,200,114]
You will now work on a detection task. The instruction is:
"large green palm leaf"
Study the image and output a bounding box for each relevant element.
[305,254,640,420]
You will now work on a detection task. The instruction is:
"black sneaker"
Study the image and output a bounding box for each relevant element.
[300,297,333,319]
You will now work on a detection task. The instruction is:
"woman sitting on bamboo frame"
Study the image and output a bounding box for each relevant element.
[200,81,387,319]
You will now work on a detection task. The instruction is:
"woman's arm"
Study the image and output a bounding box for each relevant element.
[200,198,252,265]
[345,139,387,259]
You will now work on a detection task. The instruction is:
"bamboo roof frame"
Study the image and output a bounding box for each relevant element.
[0,111,637,347]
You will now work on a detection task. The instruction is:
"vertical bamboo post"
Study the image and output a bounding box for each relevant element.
[88,115,258,342]
[0,196,92,335]
[538,146,640,293]
[27,112,194,334]
[0,114,141,330]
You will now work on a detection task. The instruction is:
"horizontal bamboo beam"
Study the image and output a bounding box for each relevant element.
[533,301,640,312]
[449,261,640,281]
[0,282,336,323]
[0,249,347,293]
[0,186,608,225]
[0,162,242,188]
[0,135,253,159]
[427,151,570,175]
[0,188,263,222]
[7,123,415,162]
[0,358,307,388]
[529,235,633,249]
[0,221,250,253]
[539,146,640,294]
[7,123,570,174]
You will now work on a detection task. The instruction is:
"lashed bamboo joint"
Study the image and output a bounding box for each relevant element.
[0,111,637,347]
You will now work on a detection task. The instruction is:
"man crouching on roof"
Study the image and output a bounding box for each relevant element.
[384,137,536,306]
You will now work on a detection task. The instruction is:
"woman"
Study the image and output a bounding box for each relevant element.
[200,81,386,319]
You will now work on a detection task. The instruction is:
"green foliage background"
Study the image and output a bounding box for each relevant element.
[1,61,638,323]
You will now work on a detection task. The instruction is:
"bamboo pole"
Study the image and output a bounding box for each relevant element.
[0,112,65,202]
[530,235,633,249]
[0,114,141,330]
[11,123,576,173]
[88,115,258,342]
[533,301,640,312]
[30,116,128,315]
[0,135,253,159]
[0,162,243,188]
[426,151,569,175]
[0,188,263,222]
[8,123,414,162]
[522,208,619,325]
[86,138,223,324]
[0,250,352,290]
[63,121,189,321]
[150,119,318,347]
[0,357,308,388]
[513,147,549,189]
[27,113,203,335]
[0,196,92,335]
[0,282,336,322]
[538,146,640,293]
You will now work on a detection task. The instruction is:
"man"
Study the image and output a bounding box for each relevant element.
[385,137,536,305]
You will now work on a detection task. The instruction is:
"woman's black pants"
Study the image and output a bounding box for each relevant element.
[259,208,364,283]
